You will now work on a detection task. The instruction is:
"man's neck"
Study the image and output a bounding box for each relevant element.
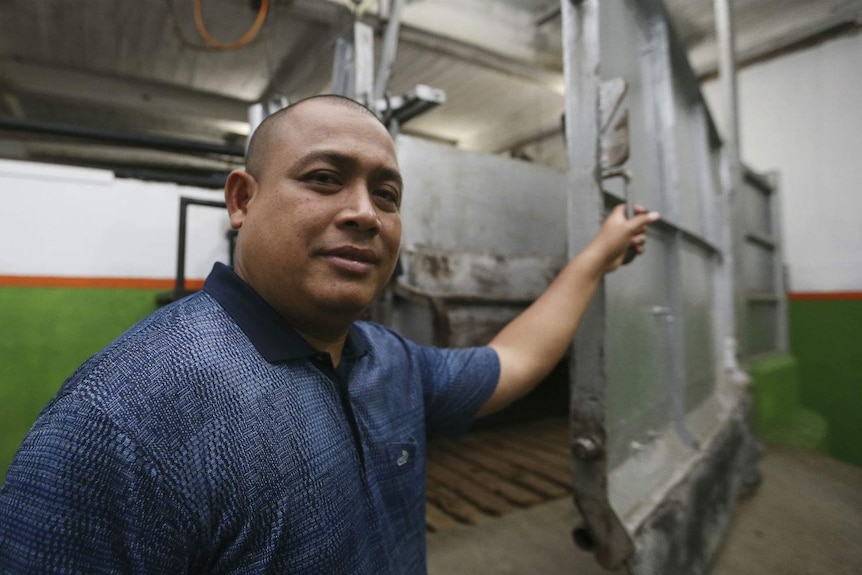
[294,327,349,367]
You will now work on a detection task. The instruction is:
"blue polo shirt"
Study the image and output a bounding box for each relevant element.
[0,263,499,573]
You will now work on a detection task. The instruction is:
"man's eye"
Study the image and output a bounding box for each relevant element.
[307,172,340,185]
[374,189,400,210]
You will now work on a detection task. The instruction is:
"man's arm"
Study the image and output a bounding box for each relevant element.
[479,204,659,417]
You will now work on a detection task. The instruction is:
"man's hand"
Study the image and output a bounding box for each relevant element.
[582,204,660,274]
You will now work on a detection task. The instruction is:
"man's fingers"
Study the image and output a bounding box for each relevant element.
[629,210,660,231]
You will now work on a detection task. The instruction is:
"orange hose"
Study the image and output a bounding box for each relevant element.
[193,0,269,50]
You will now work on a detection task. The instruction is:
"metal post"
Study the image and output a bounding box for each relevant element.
[373,0,407,103]
[714,0,741,159]
[714,0,747,367]
[332,20,375,106]
[561,0,634,569]
[768,171,789,352]
[247,96,289,151]
[353,21,375,107]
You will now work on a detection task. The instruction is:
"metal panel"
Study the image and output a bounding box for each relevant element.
[737,168,786,358]
[680,240,718,412]
[605,231,674,469]
[599,0,664,214]
[741,179,773,236]
[741,241,776,292]
[393,135,568,348]
[396,135,567,257]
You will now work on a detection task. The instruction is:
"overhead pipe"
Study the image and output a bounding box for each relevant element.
[0,116,246,158]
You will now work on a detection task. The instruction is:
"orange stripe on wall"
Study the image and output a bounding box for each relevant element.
[0,276,206,291]
[788,291,862,301]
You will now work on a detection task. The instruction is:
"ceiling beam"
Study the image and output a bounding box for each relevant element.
[284,0,564,94]
[690,5,862,77]
[0,58,251,135]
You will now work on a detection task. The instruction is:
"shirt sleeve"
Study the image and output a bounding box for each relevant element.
[0,396,197,572]
[418,344,500,438]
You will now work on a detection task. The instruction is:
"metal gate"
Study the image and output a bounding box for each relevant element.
[561,1,761,572]
[390,1,772,572]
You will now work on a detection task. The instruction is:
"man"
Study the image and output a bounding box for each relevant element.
[0,95,658,572]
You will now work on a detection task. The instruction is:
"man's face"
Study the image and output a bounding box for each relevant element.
[232,100,403,333]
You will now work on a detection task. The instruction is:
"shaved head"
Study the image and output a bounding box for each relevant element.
[245,95,384,178]
[224,92,402,340]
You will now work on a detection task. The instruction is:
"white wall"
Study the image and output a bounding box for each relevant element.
[701,31,862,293]
[0,159,230,280]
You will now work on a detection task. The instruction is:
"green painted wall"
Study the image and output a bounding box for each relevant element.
[0,287,160,482]
[789,298,862,468]
[747,353,827,452]
[3,288,859,482]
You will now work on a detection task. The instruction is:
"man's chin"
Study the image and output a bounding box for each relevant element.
[315,290,377,319]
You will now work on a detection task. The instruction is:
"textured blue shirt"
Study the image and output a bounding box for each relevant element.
[0,263,499,573]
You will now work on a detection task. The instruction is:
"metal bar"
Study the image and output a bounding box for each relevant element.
[535,4,561,27]
[656,219,723,259]
[173,197,228,299]
[0,116,246,158]
[713,0,746,364]
[561,0,635,569]
[600,188,724,257]
[745,232,776,250]
[767,172,789,352]
[175,197,191,296]
[743,166,774,193]
[354,21,376,107]
[746,292,780,304]
[648,14,699,450]
[373,0,406,102]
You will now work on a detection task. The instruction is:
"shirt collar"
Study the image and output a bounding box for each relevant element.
[203,262,368,364]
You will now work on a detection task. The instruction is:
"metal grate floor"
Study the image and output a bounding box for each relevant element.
[425,418,573,533]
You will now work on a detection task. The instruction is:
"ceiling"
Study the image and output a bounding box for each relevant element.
[0,0,859,186]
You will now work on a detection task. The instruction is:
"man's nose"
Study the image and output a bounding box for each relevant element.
[336,183,380,233]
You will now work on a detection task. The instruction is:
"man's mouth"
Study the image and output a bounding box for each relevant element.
[320,246,379,274]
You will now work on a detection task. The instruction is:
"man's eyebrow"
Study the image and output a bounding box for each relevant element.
[297,150,403,189]
[378,167,403,191]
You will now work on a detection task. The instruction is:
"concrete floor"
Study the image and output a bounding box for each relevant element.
[427,443,862,574]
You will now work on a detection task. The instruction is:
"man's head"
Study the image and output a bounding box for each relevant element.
[224,95,403,339]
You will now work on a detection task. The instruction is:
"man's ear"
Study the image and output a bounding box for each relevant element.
[225,170,257,230]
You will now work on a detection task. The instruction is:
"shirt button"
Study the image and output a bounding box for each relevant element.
[397,450,409,466]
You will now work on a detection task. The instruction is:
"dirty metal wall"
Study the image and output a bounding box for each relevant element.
[392,135,568,349]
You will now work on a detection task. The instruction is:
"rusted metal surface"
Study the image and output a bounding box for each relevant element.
[404,249,564,302]
[393,249,566,347]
